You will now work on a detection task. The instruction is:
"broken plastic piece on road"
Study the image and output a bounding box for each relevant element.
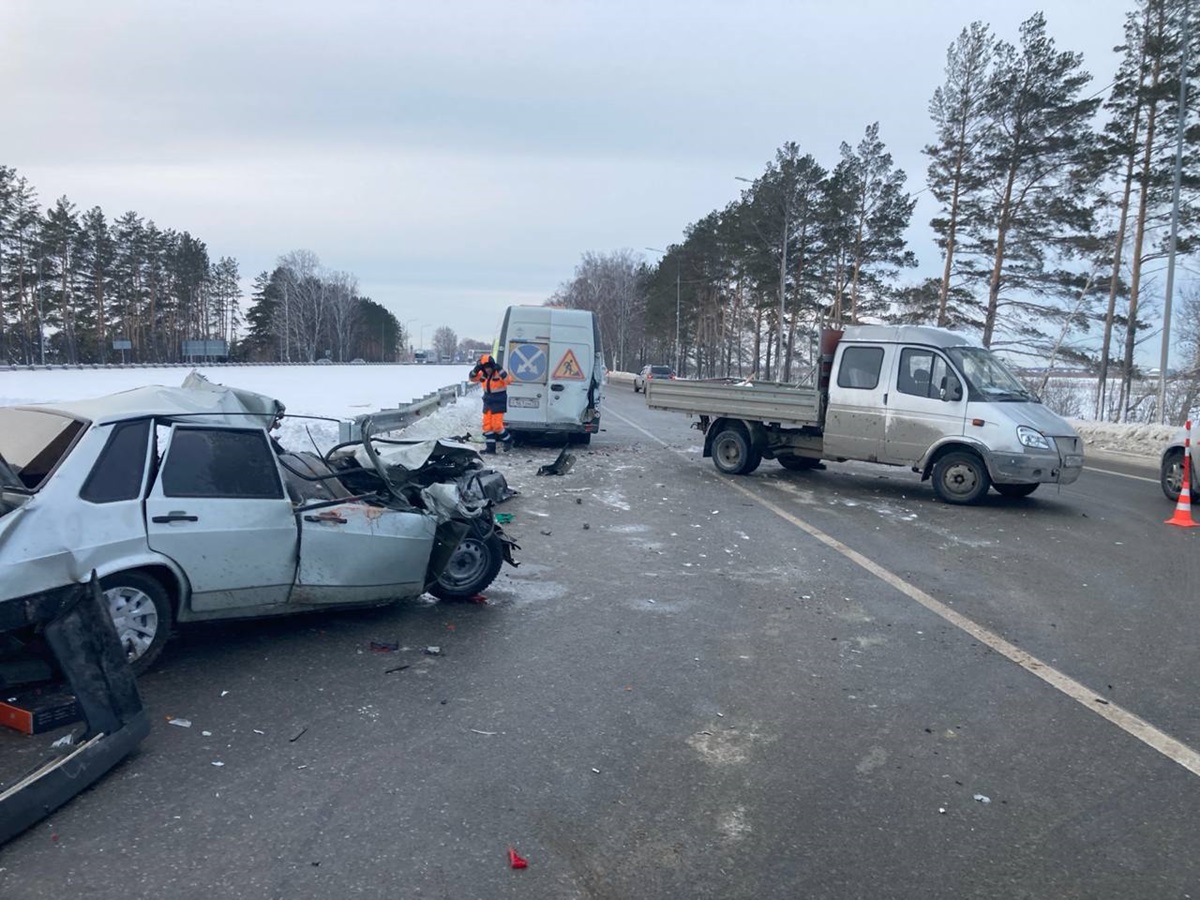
[424,646,442,656]
[591,767,600,774]
[385,665,411,674]
[51,733,74,748]
[494,512,514,524]
[289,727,307,742]
[469,594,489,605]
[212,761,225,767]
[540,529,552,536]
[370,640,399,653]
[973,794,991,804]
[168,718,192,728]
[471,729,498,735]
[508,847,529,869]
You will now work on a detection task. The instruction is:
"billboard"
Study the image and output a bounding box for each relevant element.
[181,340,228,359]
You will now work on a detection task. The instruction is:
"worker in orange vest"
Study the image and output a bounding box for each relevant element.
[470,354,514,453]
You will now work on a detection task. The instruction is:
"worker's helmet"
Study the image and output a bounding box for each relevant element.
[479,353,492,365]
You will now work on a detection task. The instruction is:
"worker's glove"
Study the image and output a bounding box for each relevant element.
[470,364,483,378]
[498,369,509,379]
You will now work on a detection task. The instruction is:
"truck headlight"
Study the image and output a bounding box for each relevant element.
[1017,425,1051,450]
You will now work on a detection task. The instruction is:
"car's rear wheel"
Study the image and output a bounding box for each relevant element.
[429,519,505,601]
[634,381,641,393]
[100,572,173,674]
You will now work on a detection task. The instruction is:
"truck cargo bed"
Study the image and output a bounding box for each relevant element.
[645,378,821,428]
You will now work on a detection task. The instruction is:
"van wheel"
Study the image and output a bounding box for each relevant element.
[633,382,640,393]
[100,572,173,674]
[994,483,1039,498]
[713,427,761,475]
[932,451,990,505]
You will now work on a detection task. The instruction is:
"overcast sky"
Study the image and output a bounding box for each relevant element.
[5,0,1130,344]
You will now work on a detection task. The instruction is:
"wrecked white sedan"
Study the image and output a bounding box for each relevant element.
[0,375,516,672]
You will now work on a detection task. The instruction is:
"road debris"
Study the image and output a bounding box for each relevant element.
[508,847,529,869]
[424,646,443,656]
[289,727,308,743]
[369,640,399,653]
[537,446,575,476]
[212,761,225,767]
[385,665,411,674]
[168,718,192,728]
[973,794,991,804]
[471,729,498,736]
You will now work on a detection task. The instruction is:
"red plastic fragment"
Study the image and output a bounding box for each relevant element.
[470,594,489,605]
[508,847,528,869]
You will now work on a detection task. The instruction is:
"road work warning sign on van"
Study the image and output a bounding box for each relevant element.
[552,349,586,380]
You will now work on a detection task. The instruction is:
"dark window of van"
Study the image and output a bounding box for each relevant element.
[837,347,884,390]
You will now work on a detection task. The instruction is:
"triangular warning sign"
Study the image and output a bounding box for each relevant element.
[552,349,585,380]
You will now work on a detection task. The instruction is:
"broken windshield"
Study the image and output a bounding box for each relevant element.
[0,408,87,491]
[946,348,1036,402]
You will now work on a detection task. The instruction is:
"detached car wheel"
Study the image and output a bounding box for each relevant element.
[100,572,173,674]
[932,451,991,505]
[429,520,505,601]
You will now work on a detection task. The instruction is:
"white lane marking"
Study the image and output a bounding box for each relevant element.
[1085,466,1158,484]
[606,404,1200,778]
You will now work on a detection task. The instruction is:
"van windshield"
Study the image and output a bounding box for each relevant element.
[947,348,1035,401]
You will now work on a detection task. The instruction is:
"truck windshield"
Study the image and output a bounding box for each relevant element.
[946,348,1036,402]
[0,408,87,490]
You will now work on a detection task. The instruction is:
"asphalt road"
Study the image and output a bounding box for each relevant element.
[2,386,1198,899]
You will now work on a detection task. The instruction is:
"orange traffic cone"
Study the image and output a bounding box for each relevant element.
[1166,420,1198,528]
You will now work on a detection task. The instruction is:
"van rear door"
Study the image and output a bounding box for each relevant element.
[546,316,593,429]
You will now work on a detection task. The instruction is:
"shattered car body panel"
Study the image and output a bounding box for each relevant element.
[0,373,517,670]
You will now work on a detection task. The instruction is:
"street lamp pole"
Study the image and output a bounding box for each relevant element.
[37,257,45,366]
[646,247,681,374]
[404,317,418,361]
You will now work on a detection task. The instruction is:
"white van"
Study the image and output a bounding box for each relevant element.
[493,306,604,444]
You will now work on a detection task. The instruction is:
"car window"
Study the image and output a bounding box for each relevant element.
[650,366,673,376]
[0,408,87,490]
[81,420,151,503]
[161,427,284,499]
[837,346,884,390]
[896,349,951,399]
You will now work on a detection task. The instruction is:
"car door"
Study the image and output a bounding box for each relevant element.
[145,425,298,612]
[882,347,967,464]
[290,503,436,605]
[823,343,892,462]
[546,315,593,428]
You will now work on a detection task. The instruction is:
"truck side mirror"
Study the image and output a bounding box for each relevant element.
[940,376,963,402]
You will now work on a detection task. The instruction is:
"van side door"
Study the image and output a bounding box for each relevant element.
[881,347,967,465]
[823,343,892,463]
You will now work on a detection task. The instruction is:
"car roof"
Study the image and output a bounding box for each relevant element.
[841,324,981,350]
[14,373,285,427]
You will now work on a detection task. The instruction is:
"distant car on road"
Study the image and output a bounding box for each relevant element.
[350,358,367,365]
[634,365,675,393]
[315,357,334,365]
[1160,427,1199,501]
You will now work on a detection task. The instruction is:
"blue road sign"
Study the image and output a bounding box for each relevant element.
[508,342,548,383]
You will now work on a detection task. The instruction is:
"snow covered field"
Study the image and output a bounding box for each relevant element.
[0,364,1179,461]
[0,364,484,454]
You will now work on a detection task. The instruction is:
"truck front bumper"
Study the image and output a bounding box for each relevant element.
[984,445,1084,486]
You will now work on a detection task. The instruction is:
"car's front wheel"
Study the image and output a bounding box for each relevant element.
[1161,448,1197,502]
[100,572,173,674]
[429,520,505,601]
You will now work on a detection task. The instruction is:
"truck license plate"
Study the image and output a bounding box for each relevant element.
[509,397,539,408]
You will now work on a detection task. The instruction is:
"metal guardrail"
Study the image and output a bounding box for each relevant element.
[338,382,478,443]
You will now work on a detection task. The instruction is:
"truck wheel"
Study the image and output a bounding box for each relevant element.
[713,427,760,475]
[994,483,1039,498]
[100,572,173,674]
[932,451,990,505]
[429,520,505,601]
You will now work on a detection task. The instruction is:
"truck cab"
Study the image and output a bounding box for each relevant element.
[822,326,1084,502]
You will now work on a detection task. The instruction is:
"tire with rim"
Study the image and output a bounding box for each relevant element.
[932,450,991,505]
[778,455,822,471]
[712,426,762,475]
[993,482,1039,498]
[100,571,173,674]
[429,519,505,601]
[633,381,641,393]
[1160,448,1196,502]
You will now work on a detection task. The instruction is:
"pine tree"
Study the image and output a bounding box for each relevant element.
[925,22,995,327]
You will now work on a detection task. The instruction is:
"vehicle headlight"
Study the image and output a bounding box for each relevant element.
[1017,425,1051,450]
